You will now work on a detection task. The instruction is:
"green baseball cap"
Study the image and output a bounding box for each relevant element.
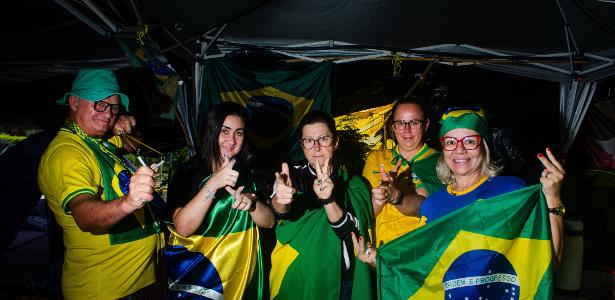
[57,68,130,111]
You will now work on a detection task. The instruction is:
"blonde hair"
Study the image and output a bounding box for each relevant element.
[436,141,503,185]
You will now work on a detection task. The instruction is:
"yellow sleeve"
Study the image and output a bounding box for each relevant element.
[39,143,98,214]
[362,150,383,189]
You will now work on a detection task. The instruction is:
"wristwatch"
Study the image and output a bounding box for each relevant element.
[548,203,566,216]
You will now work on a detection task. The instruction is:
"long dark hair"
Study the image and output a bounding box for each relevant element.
[199,101,250,171]
[167,102,249,214]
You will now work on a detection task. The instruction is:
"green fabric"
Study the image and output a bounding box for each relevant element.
[390,146,443,195]
[377,184,553,299]
[274,174,374,300]
[166,169,264,299]
[438,108,489,140]
[194,174,258,237]
[200,57,333,161]
[409,152,442,195]
[57,68,130,111]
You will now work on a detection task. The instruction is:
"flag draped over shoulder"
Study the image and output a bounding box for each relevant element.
[270,175,374,300]
[377,184,553,300]
[164,179,264,300]
[200,58,333,161]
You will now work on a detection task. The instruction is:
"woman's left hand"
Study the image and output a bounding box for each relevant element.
[313,158,334,200]
[226,185,254,211]
[537,148,565,205]
[351,232,377,268]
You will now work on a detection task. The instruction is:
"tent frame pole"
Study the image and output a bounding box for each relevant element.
[53,0,107,36]
[81,0,120,33]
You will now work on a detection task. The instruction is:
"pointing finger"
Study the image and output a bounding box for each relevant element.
[379,164,390,181]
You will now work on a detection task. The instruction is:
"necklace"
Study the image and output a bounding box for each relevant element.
[63,119,132,172]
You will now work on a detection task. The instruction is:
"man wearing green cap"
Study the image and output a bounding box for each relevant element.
[38,68,162,299]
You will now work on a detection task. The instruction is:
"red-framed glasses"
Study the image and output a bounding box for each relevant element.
[439,135,482,151]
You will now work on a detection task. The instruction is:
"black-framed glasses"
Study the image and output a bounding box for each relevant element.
[391,119,424,131]
[300,135,334,149]
[93,100,123,114]
[440,135,482,151]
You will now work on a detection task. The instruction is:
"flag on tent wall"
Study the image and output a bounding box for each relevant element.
[117,38,178,123]
[377,184,553,300]
[334,102,395,150]
[200,58,333,161]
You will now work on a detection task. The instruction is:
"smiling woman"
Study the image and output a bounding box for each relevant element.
[269,110,375,300]
[164,101,274,300]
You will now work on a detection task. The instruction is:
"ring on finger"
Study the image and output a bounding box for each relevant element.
[316,179,322,185]
[365,248,371,255]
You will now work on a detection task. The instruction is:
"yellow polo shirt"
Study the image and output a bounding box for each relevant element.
[362,144,442,246]
[38,130,158,300]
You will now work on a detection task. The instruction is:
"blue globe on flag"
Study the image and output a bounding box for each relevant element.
[443,250,520,300]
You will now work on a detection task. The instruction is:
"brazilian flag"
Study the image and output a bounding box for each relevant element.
[164,176,265,299]
[200,58,333,161]
[117,38,178,123]
[377,185,553,299]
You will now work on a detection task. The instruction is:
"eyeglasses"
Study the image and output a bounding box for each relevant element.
[391,119,424,131]
[300,135,334,149]
[93,100,122,114]
[440,135,482,151]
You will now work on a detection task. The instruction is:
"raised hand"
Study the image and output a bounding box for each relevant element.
[313,158,334,200]
[537,147,565,204]
[208,157,239,191]
[273,162,296,206]
[113,115,137,136]
[371,160,402,206]
[127,165,156,209]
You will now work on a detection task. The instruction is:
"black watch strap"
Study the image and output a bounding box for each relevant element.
[319,195,336,205]
[390,191,405,205]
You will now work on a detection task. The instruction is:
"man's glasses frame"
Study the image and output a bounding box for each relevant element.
[439,135,482,151]
[300,135,334,149]
[93,100,123,115]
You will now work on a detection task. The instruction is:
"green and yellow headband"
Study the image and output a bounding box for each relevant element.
[438,107,489,140]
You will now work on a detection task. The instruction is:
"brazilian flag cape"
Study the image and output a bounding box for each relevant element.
[377,184,553,299]
[270,173,374,300]
[165,174,264,300]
